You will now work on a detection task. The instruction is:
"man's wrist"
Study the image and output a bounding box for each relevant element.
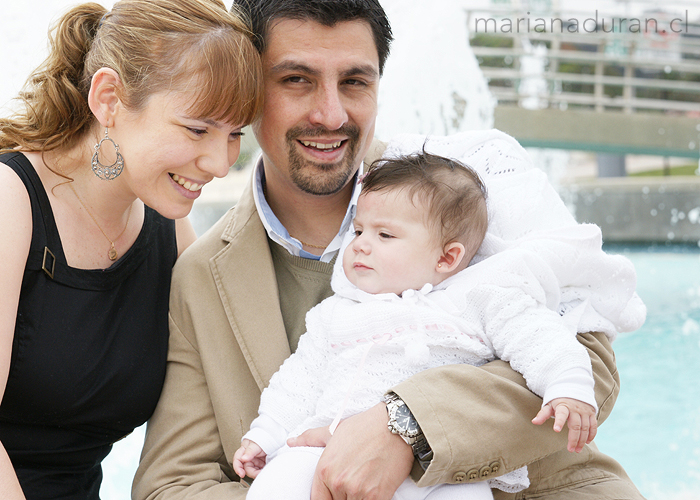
[383,392,433,470]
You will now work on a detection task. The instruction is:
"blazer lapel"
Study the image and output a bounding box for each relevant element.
[210,178,291,391]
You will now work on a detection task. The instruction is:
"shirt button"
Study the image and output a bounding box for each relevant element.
[453,471,467,483]
[467,469,479,480]
[490,461,501,474]
[479,466,492,478]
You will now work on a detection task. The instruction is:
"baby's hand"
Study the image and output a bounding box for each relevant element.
[531,397,597,453]
[233,439,267,479]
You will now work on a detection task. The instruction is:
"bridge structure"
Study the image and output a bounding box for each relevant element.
[465,5,700,243]
[466,6,700,162]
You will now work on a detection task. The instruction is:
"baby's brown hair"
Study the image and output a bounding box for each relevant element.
[362,150,488,264]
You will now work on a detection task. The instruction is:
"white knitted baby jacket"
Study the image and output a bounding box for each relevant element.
[245,129,648,494]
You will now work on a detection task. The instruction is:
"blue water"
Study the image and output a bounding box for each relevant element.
[100,246,700,500]
[594,245,700,500]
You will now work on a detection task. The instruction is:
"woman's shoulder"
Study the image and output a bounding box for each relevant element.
[0,156,32,218]
[0,157,33,287]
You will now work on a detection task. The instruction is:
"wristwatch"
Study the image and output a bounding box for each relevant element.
[383,392,433,470]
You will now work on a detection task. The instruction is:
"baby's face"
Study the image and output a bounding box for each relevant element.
[343,189,444,295]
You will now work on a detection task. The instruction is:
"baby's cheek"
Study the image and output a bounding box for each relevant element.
[342,250,355,284]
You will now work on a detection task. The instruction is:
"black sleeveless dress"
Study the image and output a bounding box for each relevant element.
[0,152,177,499]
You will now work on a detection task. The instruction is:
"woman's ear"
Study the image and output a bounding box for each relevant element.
[437,242,466,274]
[88,68,123,128]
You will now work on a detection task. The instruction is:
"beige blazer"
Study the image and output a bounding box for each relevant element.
[134,171,643,500]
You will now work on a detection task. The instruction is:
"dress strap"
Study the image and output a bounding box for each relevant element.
[2,151,168,289]
[1,152,65,280]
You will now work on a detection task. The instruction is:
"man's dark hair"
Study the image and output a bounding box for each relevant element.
[234,0,392,74]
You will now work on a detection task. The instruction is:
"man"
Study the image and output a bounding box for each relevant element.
[133,1,645,499]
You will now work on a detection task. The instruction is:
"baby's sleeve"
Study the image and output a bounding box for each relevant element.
[253,301,333,444]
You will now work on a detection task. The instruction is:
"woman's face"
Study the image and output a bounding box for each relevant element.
[110,90,244,220]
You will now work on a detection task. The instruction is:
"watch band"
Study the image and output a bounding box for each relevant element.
[383,392,433,470]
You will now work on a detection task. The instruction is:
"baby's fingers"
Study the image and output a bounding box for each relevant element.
[243,457,266,479]
[586,413,598,444]
[566,412,587,452]
[553,403,571,433]
[532,404,554,425]
[232,456,246,479]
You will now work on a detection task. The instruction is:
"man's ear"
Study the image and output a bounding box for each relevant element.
[363,137,388,167]
[437,241,465,274]
[87,68,123,128]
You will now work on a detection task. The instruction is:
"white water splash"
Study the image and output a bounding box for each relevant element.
[682,318,700,336]
[375,0,494,139]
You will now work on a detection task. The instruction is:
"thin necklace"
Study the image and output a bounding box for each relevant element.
[292,237,328,250]
[67,182,132,261]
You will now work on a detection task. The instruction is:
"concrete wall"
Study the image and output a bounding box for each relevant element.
[494,107,700,159]
[562,176,700,244]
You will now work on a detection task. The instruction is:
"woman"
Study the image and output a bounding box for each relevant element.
[0,0,261,498]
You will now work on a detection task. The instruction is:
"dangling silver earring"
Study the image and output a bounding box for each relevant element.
[92,127,124,180]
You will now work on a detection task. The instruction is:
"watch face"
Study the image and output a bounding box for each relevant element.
[392,402,420,437]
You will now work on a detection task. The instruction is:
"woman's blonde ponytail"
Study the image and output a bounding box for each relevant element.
[0,3,106,151]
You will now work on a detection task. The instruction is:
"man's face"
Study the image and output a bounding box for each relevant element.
[253,18,380,196]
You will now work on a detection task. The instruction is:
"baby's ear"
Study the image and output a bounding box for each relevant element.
[437,242,465,274]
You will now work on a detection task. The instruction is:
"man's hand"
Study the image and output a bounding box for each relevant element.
[290,402,414,500]
[532,397,597,453]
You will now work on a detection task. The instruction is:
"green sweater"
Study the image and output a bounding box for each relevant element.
[268,240,335,352]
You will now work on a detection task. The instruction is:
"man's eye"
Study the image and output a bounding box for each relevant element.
[187,127,207,136]
[285,76,308,84]
[344,78,366,86]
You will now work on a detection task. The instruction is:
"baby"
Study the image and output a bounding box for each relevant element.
[234,151,598,499]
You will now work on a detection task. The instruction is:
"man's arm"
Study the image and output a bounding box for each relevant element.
[393,330,619,486]
[132,314,249,500]
[294,332,618,499]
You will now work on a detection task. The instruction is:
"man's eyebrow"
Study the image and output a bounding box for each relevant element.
[269,61,319,77]
[268,61,379,80]
[341,65,379,80]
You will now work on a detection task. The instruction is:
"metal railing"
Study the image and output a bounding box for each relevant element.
[466,7,700,115]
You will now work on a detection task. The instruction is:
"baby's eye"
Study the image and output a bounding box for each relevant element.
[379,232,394,239]
[354,229,363,236]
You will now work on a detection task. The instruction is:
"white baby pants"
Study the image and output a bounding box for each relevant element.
[246,446,493,500]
